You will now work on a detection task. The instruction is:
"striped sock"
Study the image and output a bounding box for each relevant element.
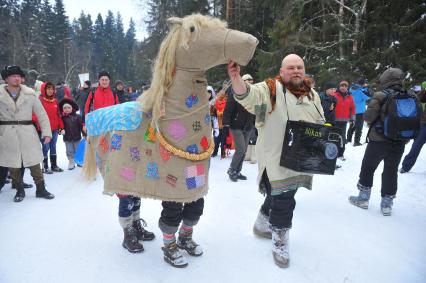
[179,223,193,239]
[163,233,176,246]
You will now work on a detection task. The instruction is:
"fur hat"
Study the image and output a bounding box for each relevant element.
[98,70,111,80]
[1,65,25,80]
[323,82,337,91]
[59,98,79,112]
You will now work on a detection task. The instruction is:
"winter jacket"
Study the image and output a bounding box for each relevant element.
[349,84,370,114]
[319,92,337,124]
[234,80,324,191]
[84,86,119,116]
[114,89,129,104]
[62,113,84,142]
[364,68,409,143]
[223,88,255,130]
[333,90,356,122]
[0,84,51,168]
[73,87,91,117]
[38,83,64,131]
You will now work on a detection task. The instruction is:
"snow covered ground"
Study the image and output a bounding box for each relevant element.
[1,134,425,283]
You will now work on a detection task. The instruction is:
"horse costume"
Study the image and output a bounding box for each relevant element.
[83,15,258,202]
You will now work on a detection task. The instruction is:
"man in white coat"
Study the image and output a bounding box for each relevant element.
[227,54,324,268]
[0,65,54,202]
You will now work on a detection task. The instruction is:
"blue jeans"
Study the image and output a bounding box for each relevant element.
[402,123,426,171]
[42,130,58,157]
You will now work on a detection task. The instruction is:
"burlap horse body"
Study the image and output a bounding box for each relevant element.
[83,14,258,202]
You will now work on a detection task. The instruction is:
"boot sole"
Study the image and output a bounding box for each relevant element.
[348,198,368,209]
[122,243,144,253]
[253,227,272,239]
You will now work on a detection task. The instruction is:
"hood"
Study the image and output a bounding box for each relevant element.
[379,68,404,90]
[40,82,56,98]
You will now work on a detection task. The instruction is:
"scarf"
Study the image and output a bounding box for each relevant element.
[265,75,313,112]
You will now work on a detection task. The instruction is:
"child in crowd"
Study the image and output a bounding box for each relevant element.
[59,98,86,170]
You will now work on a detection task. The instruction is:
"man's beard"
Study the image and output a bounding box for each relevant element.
[286,77,303,89]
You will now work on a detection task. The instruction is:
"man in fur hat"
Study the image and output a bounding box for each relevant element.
[0,65,54,202]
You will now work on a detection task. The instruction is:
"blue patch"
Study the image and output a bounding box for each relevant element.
[204,113,211,125]
[110,134,123,151]
[146,162,160,179]
[186,144,199,153]
[185,95,199,108]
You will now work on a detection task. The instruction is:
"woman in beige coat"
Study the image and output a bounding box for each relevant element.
[0,65,54,202]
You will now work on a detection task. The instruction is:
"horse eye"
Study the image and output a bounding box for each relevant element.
[190,26,195,32]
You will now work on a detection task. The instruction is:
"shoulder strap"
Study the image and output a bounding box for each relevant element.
[89,88,96,111]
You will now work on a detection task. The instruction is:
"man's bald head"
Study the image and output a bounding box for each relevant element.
[279,54,305,87]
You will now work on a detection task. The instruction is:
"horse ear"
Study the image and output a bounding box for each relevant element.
[167,17,183,26]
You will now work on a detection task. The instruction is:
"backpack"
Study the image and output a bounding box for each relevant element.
[373,89,422,141]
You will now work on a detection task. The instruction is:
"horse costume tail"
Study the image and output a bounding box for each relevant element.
[82,137,97,180]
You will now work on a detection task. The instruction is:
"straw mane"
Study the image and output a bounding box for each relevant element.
[138,14,227,123]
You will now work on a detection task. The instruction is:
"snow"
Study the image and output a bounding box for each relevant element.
[1,131,425,283]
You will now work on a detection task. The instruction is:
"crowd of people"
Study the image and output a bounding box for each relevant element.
[1,58,425,270]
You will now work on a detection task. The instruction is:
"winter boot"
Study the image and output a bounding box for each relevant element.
[12,182,33,189]
[13,183,25,202]
[236,172,247,180]
[272,227,290,268]
[68,159,75,170]
[122,226,144,253]
[348,182,371,209]
[132,211,155,241]
[249,146,257,164]
[381,195,395,216]
[177,224,203,256]
[244,145,252,161]
[50,154,63,172]
[162,241,188,268]
[227,168,238,182]
[253,210,272,239]
[35,182,55,199]
[42,157,53,174]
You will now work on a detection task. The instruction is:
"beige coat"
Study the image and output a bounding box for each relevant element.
[0,84,51,168]
[234,80,324,192]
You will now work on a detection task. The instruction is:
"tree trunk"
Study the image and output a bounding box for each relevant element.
[352,0,367,54]
[338,0,344,59]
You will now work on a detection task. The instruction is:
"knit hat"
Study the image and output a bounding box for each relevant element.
[115,80,124,86]
[98,70,111,79]
[323,82,337,91]
[59,98,79,112]
[1,65,25,80]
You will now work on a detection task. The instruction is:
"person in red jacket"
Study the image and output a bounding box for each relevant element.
[332,80,356,160]
[39,81,64,173]
[84,71,119,116]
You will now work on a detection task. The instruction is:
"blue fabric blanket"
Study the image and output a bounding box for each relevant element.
[85,102,143,136]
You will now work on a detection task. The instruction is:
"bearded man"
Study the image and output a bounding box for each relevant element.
[227,54,324,268]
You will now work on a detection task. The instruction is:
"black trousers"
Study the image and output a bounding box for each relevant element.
[0,166,8,191]
[334,121,347,157]
[347,113,364,143]
[359,141,405,197]
[159,198,204,234]
[259,170,297,229]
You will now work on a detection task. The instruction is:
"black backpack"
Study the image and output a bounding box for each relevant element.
[373,89,422,141]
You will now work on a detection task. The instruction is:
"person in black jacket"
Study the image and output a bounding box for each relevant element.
[223,83,255,181]
[73,80,91,119]
[319,82,338,125]
[114,80,128,104]
[59,98,86,170]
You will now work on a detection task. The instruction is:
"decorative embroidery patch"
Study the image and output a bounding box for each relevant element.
[186,144,199,154]
[192,121,202,132]
[145,149,152,156]
[129,147,141,161]
[168,120,187,141]
[166,174,178,187]
[144,127,156,143]
[200,136,209,151]
[146,162,160,179]
[110,134,123,151]
[120,167,135,181]
[159,144,171,162]
[99,135,109,154]
[204,113,211,125]
[185,164,205,189]
[185,94,199,108]
[255,104,267,124]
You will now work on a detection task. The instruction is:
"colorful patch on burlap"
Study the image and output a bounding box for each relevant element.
[200,136,209,151]
[99,135,109,154]
[168,120,187,141]
[146,162,160,179]
[185,94,199,108]
[166,174,178,187]
[120,166,135,181]
[185,164,205,190]
[159,144,171,162]
[204,113,211,125]
[192,121,202,132]
[110,134,123,151]
[144,127,156,143]
[186,144,199,154]
[145,149,152,156]
[129,147,141,161]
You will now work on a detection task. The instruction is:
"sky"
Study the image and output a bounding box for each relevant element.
[50,0,148,40]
